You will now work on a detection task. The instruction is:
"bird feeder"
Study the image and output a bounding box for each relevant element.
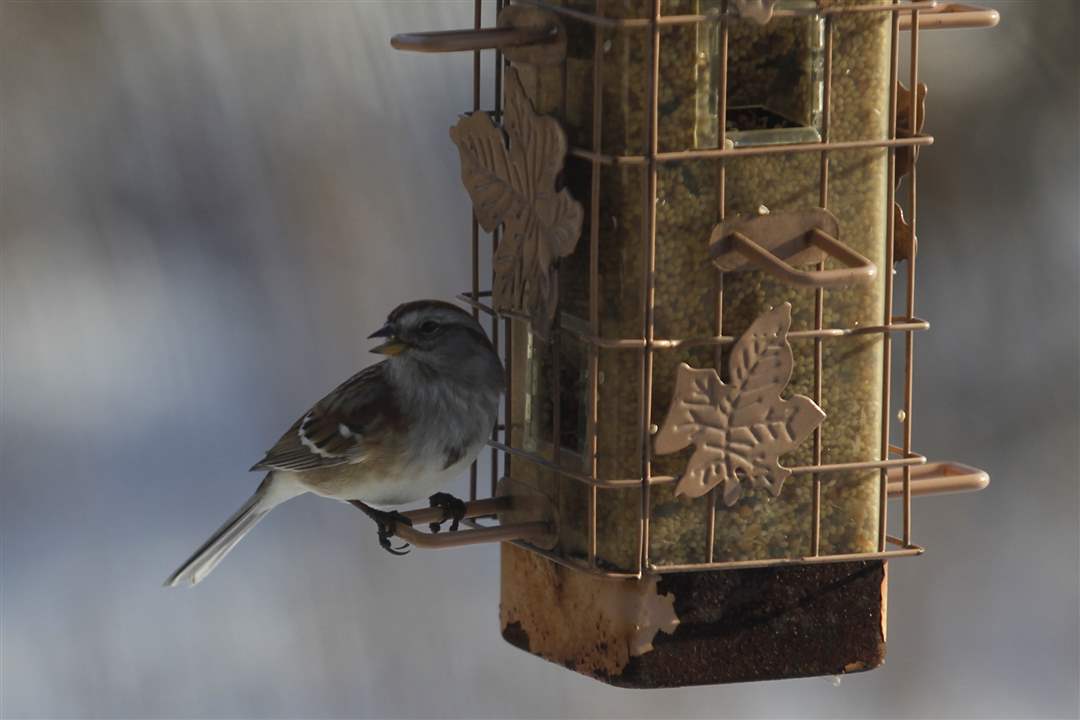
[388,0,997,688]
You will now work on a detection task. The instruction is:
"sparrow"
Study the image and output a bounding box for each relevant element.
[165,299,504,587]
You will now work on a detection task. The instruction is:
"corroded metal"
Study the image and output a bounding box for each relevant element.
[503,544,888,687]
[500,544,679,679]
[653,304,826,504]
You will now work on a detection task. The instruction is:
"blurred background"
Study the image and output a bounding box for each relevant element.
[1,1,1076,717]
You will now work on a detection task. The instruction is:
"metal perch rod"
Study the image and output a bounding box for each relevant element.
[387,496,553,549]
[886,462,989,497]
[373,462,984,551]
[391,26,558,53]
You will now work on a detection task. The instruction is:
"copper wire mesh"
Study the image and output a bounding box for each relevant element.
[465,0,928,578]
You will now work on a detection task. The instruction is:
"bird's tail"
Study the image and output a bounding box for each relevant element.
[164,473,302,587]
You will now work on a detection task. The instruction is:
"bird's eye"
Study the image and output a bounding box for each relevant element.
[419,320,440,335]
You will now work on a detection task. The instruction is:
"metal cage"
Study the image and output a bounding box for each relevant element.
[389,0,994,579]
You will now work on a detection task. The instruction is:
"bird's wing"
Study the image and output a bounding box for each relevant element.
[251,363,406,472]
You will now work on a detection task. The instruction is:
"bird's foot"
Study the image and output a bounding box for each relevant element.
[350,501,413,555]
[376,510,413,555]
[427,492,467,533]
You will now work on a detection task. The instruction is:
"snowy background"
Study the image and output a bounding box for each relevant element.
[2,1,1077,717]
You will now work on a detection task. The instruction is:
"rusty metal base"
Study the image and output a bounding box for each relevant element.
[500,544,887,688]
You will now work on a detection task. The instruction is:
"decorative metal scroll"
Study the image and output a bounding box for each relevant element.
[894,202,917,263]
[449,67,584,337]
[897,80,928,186]
[654,303,826,505]
[732,0,780,25]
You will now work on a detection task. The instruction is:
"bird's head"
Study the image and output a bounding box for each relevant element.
[369,299,501,382]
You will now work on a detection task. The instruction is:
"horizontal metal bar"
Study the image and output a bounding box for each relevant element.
[649,544,924,573]
[819,1,939,17]
[390,26,556,53]
[460,294,930,349]
[398,497,507,526]
[886,461,990,496]
[508,539,643,579]
[791,317,931,339]
[787,452,925,476]
[456,293,529,321]
[900,3,999,30]
[514,540,922,578]
[516,0,940,29]
[489,438,927,489]
[487,440,599,484]
[394,520,553,549]
[568,135,934,166]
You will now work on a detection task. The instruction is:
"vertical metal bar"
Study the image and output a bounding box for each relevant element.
[469,0,482,502]
[811,13,834,558]
[586,0,606,567]
[497,2,512,490]
[500,0,512,493]
[472,0,481,108]
[502,324,512,486]
[551,3,566,494]
[639,0,662,574]
[707,0,730,566]
[559,14,570,120]
[879,1,902,553]
[902,9,920,545]
[491,0,505,497]
[552,277,562,482]
[493,0,504,108]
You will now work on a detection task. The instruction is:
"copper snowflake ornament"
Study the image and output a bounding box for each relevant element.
[449,67,583,337]
[654,303,826,505]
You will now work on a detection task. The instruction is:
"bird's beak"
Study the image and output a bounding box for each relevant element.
[368,323,394,339]
[371,338,408,356]
[369,323,408,355]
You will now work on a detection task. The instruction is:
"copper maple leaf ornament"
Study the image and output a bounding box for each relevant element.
[449,67,584,336]
[654,303,826,505]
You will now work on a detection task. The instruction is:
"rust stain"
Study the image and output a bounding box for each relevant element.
[500,544,679,678]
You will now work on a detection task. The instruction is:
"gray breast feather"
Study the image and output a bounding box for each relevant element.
[442,444,466,470]
[399,369,499,475]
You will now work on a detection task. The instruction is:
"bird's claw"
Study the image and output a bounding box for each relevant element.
[379,532,411,556]
[374,510,413,555]
[427,492,467,534]
[351,501,413,556]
